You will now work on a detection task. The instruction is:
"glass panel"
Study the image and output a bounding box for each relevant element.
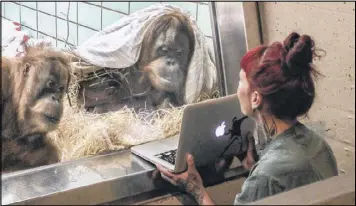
[20,2,36,9]
[20,5,37,30]
[57,18,78,45]
[37,2,55,15]
[78,25,97,45]
[78,2,101,30]
[38,33,57,47]
[22,25,37,38]
[102,2,129,14]
[38,12,56,37]
[4,2,20,23]
[102,8,124,29]
[2,3,5,17]
[164,2,197,20]
[129,2,161,13]
[1,2,231,172]
[56,2,77,22]
[197,3,212,37]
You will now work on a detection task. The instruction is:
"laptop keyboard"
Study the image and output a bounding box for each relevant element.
[155,149,177,165]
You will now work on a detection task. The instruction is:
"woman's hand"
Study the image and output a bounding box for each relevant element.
[156,153,215,205]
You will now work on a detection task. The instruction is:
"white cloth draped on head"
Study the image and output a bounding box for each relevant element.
[73,4,217,104]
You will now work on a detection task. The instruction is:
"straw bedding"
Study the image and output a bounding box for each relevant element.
[47,69,219,162]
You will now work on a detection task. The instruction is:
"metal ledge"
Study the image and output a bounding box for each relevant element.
[2,150,153,205]
[2,150,247,205]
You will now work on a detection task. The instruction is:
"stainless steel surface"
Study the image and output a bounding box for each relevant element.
[213,2,261,95]
[2,150,156,205]
[210,2,226,96]
[241,2,263,49]
[2,149,247,205]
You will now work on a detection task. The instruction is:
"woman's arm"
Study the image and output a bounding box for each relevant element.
[197,190,215,205]
[175,173,215,205]
[156,132,259,205]
[156,154,216,205]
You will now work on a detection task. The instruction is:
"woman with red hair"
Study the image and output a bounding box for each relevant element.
[156,32,338,205]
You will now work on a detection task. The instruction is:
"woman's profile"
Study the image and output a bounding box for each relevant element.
[156,31,338,205]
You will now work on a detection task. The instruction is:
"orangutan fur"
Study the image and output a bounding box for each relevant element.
[138,11,195,96]
[1,45,71,172]
[78,11,195,113]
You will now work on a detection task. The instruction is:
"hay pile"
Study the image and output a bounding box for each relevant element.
[48,69,219,162]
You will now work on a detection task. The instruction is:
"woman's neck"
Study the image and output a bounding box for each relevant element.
[255,113,297,139]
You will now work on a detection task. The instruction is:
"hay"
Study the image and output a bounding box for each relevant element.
[47,59,219,162]
[48,97,187,162]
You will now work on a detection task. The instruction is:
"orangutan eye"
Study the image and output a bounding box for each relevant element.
[47,80,55,88]
[160,47,168,53]
[58,86,65,93]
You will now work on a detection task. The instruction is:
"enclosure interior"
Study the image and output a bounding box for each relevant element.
[1,2,254,205]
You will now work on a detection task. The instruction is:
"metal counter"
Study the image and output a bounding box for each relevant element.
[2,150,247,205]
[2,150,156,205]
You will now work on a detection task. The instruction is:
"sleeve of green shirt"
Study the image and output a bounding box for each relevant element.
[234,174,286,205]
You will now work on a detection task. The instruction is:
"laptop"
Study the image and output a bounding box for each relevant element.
[131,94,256,173]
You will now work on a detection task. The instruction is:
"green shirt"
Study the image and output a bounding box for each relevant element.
[234,122,338,205]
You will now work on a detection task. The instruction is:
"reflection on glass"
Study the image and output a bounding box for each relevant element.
[1,2,221,172]
[74,2,219,114]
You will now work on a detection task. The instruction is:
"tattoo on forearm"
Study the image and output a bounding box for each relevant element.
[176,173,205,204]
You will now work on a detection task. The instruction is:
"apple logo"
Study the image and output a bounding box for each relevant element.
[215,121,226,137]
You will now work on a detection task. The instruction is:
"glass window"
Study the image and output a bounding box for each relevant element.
[2,1,230,170]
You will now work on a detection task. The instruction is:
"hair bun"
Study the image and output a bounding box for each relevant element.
[283,32,315,76]
[283,32,300,52]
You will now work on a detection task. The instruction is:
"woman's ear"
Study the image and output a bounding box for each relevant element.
[251,91,262,111]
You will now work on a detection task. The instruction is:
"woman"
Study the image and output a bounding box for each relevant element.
[156,32,339,205]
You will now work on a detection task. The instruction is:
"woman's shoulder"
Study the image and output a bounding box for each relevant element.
[293,122,336,160]
[253,147,310,178]
[267,122,334,158]
[254,122,338,179]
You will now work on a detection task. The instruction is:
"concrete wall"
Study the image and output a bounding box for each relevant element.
[258,2,355,175]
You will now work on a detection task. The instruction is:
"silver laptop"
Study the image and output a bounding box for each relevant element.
[131,94,256,173]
